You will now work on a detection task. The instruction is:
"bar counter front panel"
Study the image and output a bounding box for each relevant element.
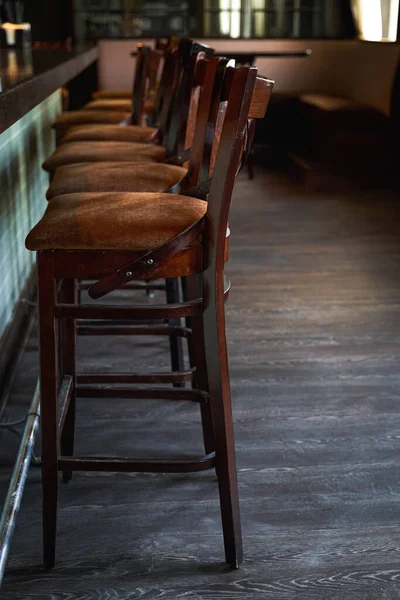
[0,46,98,342]
[0,90,61,337]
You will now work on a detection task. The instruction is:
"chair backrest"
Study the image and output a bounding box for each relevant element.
[162,39,214,159]
[146,36,180,128]
[131,38,214,144]
[204,68,274,272]
[147,49,164,99]
[131,45,163,126]
[155,37,169,51]
[171,56,230,193]
[173,59,273,205]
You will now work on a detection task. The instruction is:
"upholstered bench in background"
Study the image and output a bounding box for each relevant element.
[258,90,393,190]
[288,93,392,190]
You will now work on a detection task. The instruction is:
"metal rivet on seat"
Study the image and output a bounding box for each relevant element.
[146,259,154,266]
[125,271,133,277]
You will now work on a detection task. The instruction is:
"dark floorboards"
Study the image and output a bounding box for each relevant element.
[2,170,400,598]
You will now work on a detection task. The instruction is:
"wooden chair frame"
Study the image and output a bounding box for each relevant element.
[35,64,273,570]
[130,44,163,126]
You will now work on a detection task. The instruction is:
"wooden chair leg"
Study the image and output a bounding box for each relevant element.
[38,251,59,569]
[184,275,215,455]
[59,279,77,483]
[165,278,185,388]
[181,276,194,368]
[202,274,243,569]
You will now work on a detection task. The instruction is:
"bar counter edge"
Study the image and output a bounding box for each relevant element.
[0,46,98,135]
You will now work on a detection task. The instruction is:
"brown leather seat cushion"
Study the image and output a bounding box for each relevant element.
[42,141,166,173]
[52,110,132,131]
[84,99,133,112]
[47,162,188,199]
[84,98,155,113]
[61,124,157,144]
[25,192,207,251]
[92,89,133,100]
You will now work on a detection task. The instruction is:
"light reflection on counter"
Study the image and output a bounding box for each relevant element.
[1,49,33,86]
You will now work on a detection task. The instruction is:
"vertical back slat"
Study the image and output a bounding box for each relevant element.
[131,44,148,126]
[205,67,258,271]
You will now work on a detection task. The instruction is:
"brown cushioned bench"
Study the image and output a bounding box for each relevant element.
[289,93,392,190]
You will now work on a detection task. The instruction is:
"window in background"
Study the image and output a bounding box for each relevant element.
[203,0,354,38]
[73,0,355,42]
[351,0,399,41]
[218,0,241,38]
[73,0,197,41]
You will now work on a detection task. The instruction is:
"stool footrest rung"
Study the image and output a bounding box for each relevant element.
[77,324,191,337]
[56,300,201,321]
[76,385,207,402]
[77,319,167,327]
[79,282,166,292]
[77,370,195,385]
[58,453,216,473]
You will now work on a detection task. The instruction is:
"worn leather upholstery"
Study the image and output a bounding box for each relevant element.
[25,192,206,251]
[83,99,133,112]
[52,110,132,131]
[92,89,133,99]
[42,141,166,173]
[47,162,188,199]
[84,98,155,113]
[60,124,157,144]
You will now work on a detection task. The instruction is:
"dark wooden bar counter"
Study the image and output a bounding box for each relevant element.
[0,45,98,135]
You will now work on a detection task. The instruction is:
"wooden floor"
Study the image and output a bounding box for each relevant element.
[2,169,400,598]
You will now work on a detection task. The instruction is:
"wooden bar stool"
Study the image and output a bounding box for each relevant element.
[91,37,173,103]
[57,37,182,144]
[83,38,172,115]
[25,64,273,570]
[52,44,160,141]
[51,40,168,140]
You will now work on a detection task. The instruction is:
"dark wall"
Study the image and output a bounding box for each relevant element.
[23,0,73,43]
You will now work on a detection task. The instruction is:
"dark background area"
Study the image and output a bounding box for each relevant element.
[5,0,355,44]
[16,0,74,43]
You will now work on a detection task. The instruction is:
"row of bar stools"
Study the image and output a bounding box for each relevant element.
[25,38,274,570]
[91,37,169,104]
[46,38,215,384]
[44,39,216,387]
[85,38,170,118]
[53,39,172,137]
